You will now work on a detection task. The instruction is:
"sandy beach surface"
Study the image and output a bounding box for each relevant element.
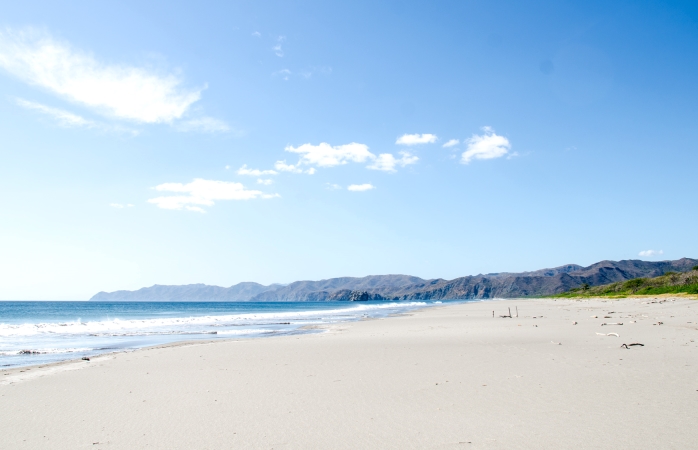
[1,297,697,449]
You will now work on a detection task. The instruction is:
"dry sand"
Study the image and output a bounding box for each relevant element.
[1,297,697,449]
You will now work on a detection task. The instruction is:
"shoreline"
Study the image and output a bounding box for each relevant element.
[0,301,451,381]
[2,297,697,449]
[0,299,447,372]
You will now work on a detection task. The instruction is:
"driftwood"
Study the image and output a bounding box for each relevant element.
[601,322,623,326]
[499,308,513,318]
[621,343,644,349]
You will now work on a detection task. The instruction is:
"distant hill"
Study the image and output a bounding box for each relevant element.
[551,266,698,298]
[90,282,280,302]
[89,258,698,302]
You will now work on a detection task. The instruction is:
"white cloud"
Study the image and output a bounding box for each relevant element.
[277,66,332,81]
[280,142,418,173]
[396,133,438,145]
[17,98,91,127]
[285,142,375,167]
[639,250,664,257]
[325,183,342,190]
[257,178,273,185]
[252,31,261,37]
[0,27,204,124]
[273,68,291,81]
[461,127,511,164]
[237,164,278,176]
[347,183,375,192]
[273,36,285,57]
[148,179,279,212]
[273,161,316,174]
[176,117,231,133]
[367,151,419,172]
[443,139,460,148]
[16,98,138,134]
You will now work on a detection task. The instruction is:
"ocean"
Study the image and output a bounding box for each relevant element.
[0,300,454,369]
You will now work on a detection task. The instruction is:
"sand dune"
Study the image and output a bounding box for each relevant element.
[1,297,697,449]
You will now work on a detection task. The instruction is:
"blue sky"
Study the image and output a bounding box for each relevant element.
[1,0,697,299]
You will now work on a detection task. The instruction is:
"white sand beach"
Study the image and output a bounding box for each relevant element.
[1,297,697,449]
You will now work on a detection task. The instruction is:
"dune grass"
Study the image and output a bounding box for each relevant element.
[552,269,698,298]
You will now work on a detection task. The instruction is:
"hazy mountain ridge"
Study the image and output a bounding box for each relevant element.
[90,258,697,302]
[91,281,280,302]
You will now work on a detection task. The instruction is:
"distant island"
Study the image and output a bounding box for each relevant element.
[89,258,698,302]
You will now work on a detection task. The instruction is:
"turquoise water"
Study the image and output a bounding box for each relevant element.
[0,300,453,368]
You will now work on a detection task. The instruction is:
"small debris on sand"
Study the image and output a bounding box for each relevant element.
[621,343,644,349]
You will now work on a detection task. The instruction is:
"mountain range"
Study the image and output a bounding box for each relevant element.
[89,258,697,302]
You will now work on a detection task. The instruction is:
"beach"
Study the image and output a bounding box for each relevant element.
[1,297,696,449]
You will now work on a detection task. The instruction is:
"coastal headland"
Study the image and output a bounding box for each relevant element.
[1,297,696,449]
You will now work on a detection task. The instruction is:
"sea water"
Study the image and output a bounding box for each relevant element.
[0,300,451,369]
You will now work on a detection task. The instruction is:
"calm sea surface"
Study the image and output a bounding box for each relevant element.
[0,300,457,368]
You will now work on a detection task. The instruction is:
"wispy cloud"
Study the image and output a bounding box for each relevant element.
[175,117,232,133]
[442,139,460,148]
[367,151,418,172]
[274,67,332,81]
[273,36,286,57]
[285,142,375,167]
[396,133,438,145]
[325,183,342,190]
[639,249,664,257]
[16,98,138,134]
[461,127,511,164]
[237,164,278,176]
[257,179,273,185]
[252,31,261,37]
[273,68,292,81]
[148,179,279,212]
[0,27,219,126]
[274,161,316,174]
[347,183,375,192]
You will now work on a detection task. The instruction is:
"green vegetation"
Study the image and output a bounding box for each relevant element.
[552,270,698,298]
